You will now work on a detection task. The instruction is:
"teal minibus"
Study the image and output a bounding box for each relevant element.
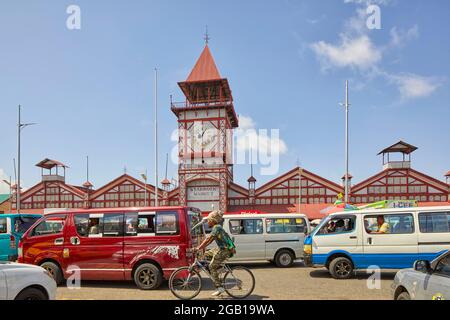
[0,214,42,261]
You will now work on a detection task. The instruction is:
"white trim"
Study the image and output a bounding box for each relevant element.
[89,213,104,218]
[138,212,156,216]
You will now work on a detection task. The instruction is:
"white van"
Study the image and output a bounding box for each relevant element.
[219,213,310,267]
[304,206,450,279]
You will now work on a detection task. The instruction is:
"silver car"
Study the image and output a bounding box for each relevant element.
[392,251,450,300]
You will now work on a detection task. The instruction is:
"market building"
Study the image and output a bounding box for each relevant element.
[5,45,450,219]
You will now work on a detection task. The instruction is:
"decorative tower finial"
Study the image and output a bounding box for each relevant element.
[204,25,210,45]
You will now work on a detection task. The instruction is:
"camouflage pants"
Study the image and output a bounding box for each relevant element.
[205,248,232,288]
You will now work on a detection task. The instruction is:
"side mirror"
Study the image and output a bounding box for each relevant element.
[414,260,432,273]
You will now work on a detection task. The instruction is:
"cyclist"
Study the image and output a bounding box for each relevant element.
[195,210,236,297]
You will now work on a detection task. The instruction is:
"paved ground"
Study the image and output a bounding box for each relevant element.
[57,262,395,300]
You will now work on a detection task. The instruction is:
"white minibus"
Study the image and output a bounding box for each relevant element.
[304,206,450,279]
[219,213,310,267]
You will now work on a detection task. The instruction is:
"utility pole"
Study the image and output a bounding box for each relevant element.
[154,68,159,207]
[17,105,37,213]
[340,81,350,203]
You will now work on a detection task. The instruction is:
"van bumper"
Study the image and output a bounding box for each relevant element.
[303,254,313,267]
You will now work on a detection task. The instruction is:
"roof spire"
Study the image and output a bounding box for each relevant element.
[204,25,210,45]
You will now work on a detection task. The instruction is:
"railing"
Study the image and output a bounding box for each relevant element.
[383,161,411,170]
[171,100,233,109]
[42,175,65,182]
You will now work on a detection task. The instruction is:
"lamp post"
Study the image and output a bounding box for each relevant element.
[339,82,350,203]
[141,171,148,206]
[17,105,37,213]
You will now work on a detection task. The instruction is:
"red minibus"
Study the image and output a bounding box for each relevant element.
[18,206,204,290]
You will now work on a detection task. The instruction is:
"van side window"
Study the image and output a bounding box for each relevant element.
[31,216,65,237]
[266,218,306,234]
[419,212,450,233]
[318,216,355,235]
[364,214,414,234]
[138,214,155,234]
[156,212,178,235]
[75,214,123,237]
[229,219,263,235]
[0,218,6,233]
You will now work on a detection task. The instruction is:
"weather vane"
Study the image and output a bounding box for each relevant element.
[204,25,210,44]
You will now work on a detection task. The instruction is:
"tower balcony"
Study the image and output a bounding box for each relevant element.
[383,161,411,170]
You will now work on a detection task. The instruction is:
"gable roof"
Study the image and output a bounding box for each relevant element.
[90,174,161,200]
[378,141,418,155]
[186,45,222,82]
[255,167,343,196]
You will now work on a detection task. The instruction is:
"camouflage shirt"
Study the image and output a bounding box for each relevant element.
[210,224,234,250]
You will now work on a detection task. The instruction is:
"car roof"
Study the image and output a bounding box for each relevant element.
[328,205,450,217]
[224,213,308,219]
[43,206,191,216]
[0,214,42,218]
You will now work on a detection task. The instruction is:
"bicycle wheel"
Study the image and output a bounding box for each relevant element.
[169,267,202,300]
[223,266,255,299]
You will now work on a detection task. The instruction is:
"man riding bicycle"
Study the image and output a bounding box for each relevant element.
[195,210,236,297]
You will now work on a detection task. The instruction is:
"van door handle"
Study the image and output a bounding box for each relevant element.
[54,238,64,246]
[367,237,373,245]
[349,236,357,239]
[70,237,80,245]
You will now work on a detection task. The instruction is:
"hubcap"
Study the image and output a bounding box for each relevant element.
[280,253,291,266]
[335,261,351,276]
[139,269,156,286]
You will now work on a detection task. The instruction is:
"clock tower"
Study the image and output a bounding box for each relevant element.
[171,44,238,212]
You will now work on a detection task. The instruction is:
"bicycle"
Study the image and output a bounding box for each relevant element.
[169,251,256,300]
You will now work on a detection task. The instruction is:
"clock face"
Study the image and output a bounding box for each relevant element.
[190,121,217,152]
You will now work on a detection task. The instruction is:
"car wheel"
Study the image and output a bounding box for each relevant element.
[15,287,48,300]
[134,263,163,290]
[40,261,63,285]
[329,257,354,279]
[397,292,411,300]
[274,250,295,268]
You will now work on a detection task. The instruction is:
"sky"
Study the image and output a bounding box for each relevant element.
[1,0,449,194]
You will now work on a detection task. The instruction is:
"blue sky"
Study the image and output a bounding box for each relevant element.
[1,0,449,193]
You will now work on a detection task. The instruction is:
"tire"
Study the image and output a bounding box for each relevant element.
[397,292,411,300]
[40,261,63,285]
[15,287,48,300]
[133,263,163,290]
[169,267,202,300]
[274,249,295,268]
[329,257,354,279]
[223,266,255,299]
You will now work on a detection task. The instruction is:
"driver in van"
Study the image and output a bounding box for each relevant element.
[194,210,236,297]
[371,215,390,234]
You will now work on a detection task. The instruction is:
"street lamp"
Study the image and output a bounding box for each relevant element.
[339,81,350,203]
[17,105,37,213]
[141,171,148,206]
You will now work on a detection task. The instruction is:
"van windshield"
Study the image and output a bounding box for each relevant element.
[14,216,40,234]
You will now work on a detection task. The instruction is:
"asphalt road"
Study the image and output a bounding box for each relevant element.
[57,262,395,300]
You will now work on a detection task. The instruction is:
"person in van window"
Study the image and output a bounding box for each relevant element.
[195,210,236,297]
[371,215,390,234]
[89,219,100,235]
[335,219,346,233]
[326,220,337,233]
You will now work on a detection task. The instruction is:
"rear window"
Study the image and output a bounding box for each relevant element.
[266,218,307,234]
[31,216,65,237]
[14,216,40,234]
[124,211,179,236]
[0,218,6,234]
[419,212,450,233]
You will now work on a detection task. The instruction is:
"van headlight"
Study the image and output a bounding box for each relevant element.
[304,244,312,255]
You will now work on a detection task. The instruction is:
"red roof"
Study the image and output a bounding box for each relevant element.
[35,158,68,170]
[445,171,450,177]
[186,45,221,82]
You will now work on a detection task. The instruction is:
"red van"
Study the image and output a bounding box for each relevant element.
[18,206,204,290]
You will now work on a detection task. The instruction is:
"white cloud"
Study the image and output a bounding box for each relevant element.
[311,35,382,71]
[388,73,443,99]
[235,115,288,155]
[390,25,419,47]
